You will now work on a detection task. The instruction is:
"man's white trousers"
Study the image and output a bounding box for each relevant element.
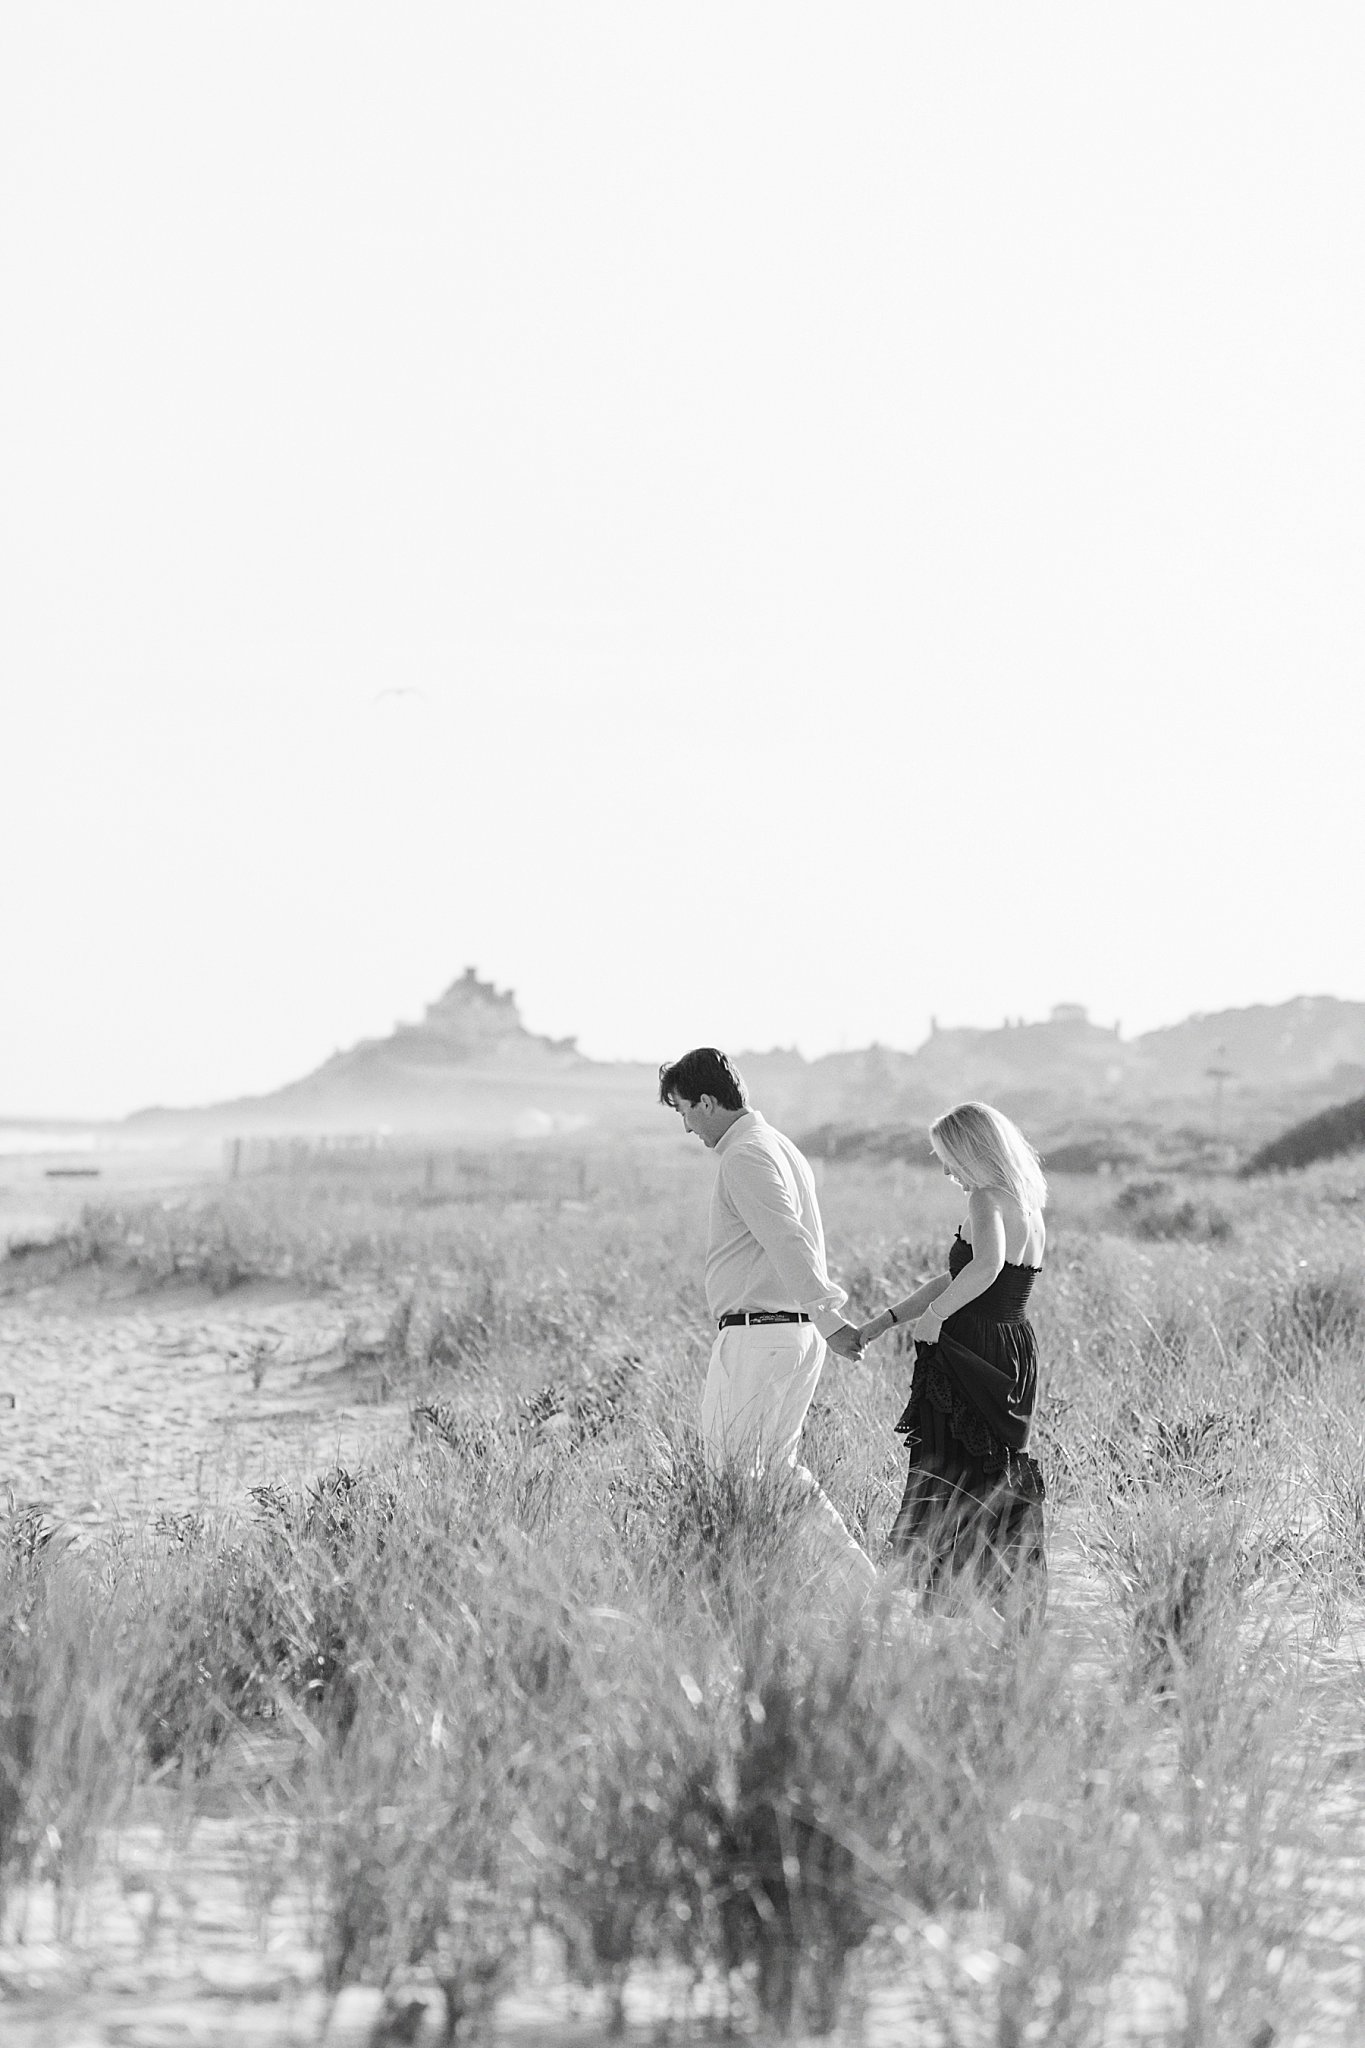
[699,1322,876,1600]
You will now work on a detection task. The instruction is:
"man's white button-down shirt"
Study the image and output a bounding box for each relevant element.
[706,1111,849,1338]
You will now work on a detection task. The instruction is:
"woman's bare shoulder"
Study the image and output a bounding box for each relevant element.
[964,1186,1010,1239]
[970,1184,1045,1263]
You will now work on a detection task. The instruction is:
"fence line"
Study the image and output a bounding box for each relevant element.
[222,1134,598,1204]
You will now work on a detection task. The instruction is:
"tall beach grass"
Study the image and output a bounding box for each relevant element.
[3,1147,1364,2038]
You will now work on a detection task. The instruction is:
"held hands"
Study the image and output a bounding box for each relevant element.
[853,1306,946,1347]
[825,1321,865,1362]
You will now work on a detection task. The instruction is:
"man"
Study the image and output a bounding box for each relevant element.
[659,1046,877,1601]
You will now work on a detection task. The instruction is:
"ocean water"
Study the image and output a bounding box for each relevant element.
[0,1125,104,1158]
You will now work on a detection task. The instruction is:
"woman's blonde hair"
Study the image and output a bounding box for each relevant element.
[930,1101,1048,1211]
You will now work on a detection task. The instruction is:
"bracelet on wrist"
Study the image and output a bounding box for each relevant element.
[886,1305,899,1327]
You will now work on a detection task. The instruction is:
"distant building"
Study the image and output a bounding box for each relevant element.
[1050,1003,1089,1025]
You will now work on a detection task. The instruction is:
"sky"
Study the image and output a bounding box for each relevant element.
[2,3,1363,1119]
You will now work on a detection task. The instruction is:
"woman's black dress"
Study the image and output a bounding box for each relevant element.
[888,1229,1046,1617]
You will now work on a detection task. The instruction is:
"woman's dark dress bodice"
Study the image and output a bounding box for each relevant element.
[944,1229,1038,1323]
[889,1228,1046,1614]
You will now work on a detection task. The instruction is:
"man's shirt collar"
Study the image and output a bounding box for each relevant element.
[715,1109,762,1157]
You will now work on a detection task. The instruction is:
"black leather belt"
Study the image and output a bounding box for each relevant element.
[717,1311,811,1330]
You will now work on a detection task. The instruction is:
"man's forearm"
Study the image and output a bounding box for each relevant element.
[811,1301,852,1340]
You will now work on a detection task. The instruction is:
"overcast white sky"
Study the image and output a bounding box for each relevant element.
[3,4,1363,1118]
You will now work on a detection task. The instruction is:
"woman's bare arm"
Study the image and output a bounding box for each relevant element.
[858,1272,951,1347]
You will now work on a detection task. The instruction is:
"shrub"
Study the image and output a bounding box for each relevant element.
[1114,1181,1234,1243]
[1241,1092,1365,1175]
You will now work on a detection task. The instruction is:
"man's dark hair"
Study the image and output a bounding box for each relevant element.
[658,1048,748,1112]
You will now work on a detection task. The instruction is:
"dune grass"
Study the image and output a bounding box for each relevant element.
[3,1150,1365,2039]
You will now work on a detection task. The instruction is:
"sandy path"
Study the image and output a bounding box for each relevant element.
[0,1272,410,1530]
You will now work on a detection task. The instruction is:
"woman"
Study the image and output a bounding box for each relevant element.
[859,1102,1048,1621]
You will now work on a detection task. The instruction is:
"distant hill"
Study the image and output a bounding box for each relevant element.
[264,967,583,1097]
[121,977,1365,1150]
[1131,996,1365,1099]
[126,969,659,1140]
